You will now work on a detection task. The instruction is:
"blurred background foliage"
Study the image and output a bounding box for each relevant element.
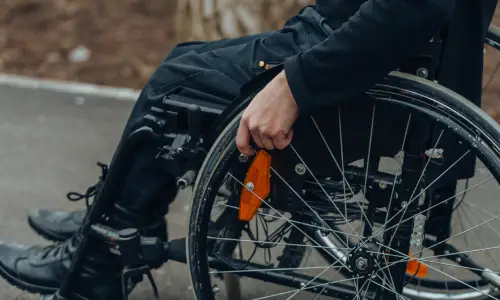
[1,0,500,121]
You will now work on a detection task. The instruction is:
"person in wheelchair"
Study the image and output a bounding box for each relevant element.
[0,0,497,299]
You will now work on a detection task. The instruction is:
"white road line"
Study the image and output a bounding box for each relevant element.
[0,73,140,101]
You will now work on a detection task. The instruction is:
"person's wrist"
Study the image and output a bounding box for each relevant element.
[276,70,288,85]
[277,70,297,108]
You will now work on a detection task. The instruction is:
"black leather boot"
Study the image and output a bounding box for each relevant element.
[4,120,180,298]
[28,209,86,242]
[28,162,169,243]
[27,163,107,242]
[0,204,168,299]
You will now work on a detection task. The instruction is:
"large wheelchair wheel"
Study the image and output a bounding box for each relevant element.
[187,71,500,300]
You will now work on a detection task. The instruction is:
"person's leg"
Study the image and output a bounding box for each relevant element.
[27,32,274,243]
[0,6,331,299]
[165,31,273,60]
[0,56,243,299]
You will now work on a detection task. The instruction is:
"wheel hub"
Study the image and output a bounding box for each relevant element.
[350,251,374,275]
[355,257,369,271]
[349,242,382,276]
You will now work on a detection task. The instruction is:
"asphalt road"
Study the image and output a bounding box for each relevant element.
[0,83,305,300]
[0,86,195,300]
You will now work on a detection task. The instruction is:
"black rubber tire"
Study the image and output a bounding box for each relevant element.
[187,71,500,300]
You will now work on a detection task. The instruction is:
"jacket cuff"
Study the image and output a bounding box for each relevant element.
[284,54,314,115]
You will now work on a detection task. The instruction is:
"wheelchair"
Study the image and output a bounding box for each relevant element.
[49,25,500,300]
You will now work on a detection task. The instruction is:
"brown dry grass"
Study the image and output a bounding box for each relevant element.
[1,0,500,122]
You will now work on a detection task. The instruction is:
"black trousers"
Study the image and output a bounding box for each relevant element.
[112,7,332,217]
[108,4,492,218]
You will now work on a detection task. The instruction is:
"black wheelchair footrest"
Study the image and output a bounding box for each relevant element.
[90,223,187,265]
[165,237,187,264]
[89,224,187,300]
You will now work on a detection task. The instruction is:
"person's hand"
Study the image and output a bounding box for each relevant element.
[236,70,298,155]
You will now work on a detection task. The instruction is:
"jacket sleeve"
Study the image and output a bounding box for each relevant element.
[284,0,455,115]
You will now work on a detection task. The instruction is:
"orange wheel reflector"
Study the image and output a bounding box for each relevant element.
[406,254,428,278]
[239,150,271,221]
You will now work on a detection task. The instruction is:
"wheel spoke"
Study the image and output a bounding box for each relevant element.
[374,149,471,245]
[459,204,499,265]
[338,106,349,246]
[354,278,373,300]
[206,236,349,250]
[442,260,449,294]
[416,257,500,276]
[310,114,373,234]
[420,245,500,261]
[251,275,362,300]
[464,201,500,223]
[215,203,357,236]
[227,172,347,265]
[285,263,345,300]
[352,277,361,300]
[338,174,494,289]
[386,130,444,250]
[457,206,471,258]
[374,256,399,296]
[209,265,337,275]
[289,143,364,240]
[415,211,500,260]
[269,165,350,247]
[465,202,500,241]
[361,104,376,230]
[366,250,406,260]
[370,279,412,300]
[376,241,500,298]
[423,260,499,300]
[311,273,360,300]
[375,272,401,299]
[375,244,415,271]
[246,145,351,248]
[352,276,374,300]
[368,176,493,245]
[374,113,412,281]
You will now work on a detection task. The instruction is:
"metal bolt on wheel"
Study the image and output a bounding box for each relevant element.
[295,163,306,175]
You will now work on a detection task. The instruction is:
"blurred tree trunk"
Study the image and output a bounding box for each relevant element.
[175,0,314,41]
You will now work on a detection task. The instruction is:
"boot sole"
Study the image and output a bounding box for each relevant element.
[0,261,58,295]
[27,217,72,243]
[0,261,138,298]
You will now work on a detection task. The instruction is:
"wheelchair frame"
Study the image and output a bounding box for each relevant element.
[48,25,500,300]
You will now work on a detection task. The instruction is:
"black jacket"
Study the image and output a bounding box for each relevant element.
[285,0,498,114]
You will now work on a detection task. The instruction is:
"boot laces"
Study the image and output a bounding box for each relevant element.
[66,162,108,208]
[38,241,69,260]
[25,163,107,262]
[23,236,73,263]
